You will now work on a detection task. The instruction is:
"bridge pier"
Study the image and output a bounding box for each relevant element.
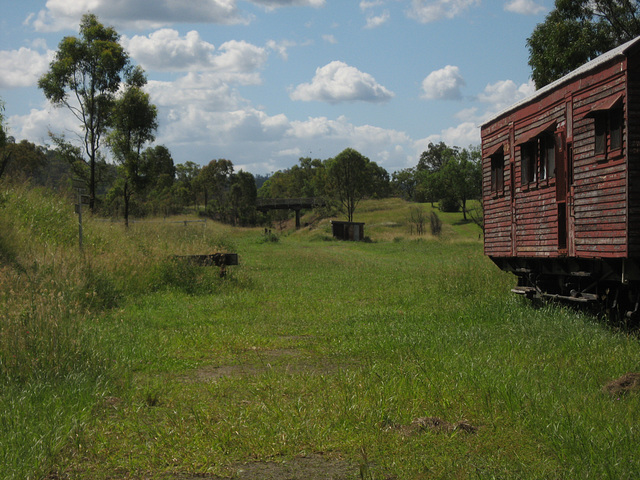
[256,197,326,229]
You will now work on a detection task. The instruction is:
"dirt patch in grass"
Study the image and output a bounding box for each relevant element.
[170,454,357,480]
[389,416,477,436]
[603,372,640,395]
[180,348,342,383]
[183,363,266,381]
[48,455,358,480]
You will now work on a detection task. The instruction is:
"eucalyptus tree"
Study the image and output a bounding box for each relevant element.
[0,98,9,179]
[197,159,234,215]
[1,140,48,181]
[139,145,176,216]
[327,148,378,222]
[229,170,257,226]
[174,161,202,209]
[391,167,418,200]
[438,146,481,219]
[414,143,482,216]
[528,0,640,87]
[107,67,158,227]
[38,13,130,210]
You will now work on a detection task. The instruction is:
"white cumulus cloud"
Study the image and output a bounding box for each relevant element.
[122,30,216,71]
[322,34,338,44]
[290,61,394,104]
[421,65,466,100]
[147,75,242,112]
[250,0,325,9]
[440,121,480,146]
[29,0,250,32]
[8,102,79,144]
[478,78,535,115]
[209,40,268,74]
[286,115,410,168]
[415,121,480,151]
[0,48,53,88]
[123,30,267,81]
[266,39,298,60]
[407,0,481,23]
[504,0,546,15]
[365,11,390,28]
[360,0,384,9]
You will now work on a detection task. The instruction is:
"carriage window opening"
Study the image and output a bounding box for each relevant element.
[610,107,622,151]
[521,141,536,185]
[594,107,623,155]
[490,151,504,193]
[594,114,607,155]
[540,133,556,180]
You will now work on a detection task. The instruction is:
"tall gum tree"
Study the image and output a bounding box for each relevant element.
[39,13,129,210]
[107,66,158,228]
[0,98,9,180]
[327,148,378,223]
[527,0,640,88]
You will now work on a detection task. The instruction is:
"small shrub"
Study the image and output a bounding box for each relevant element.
[409,206,426,235]
[209,234,237,253]
[151,257,220,295]
[258,229,279,243]
[0,224,20,267]
[145,390,161,407]
[308,231,335,242]
[72,262,123,310]
[152,257,198,293]
[430,211,442,236]
[439,196,460,213]
[6,186,77,248]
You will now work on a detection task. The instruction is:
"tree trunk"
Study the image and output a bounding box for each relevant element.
[0,151,11,180]
[89,155,96,211]
[124,179,130,229]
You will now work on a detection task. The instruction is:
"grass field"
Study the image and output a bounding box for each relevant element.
[1,185,640,479]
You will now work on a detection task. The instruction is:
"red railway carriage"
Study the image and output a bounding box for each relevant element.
[481,36,640,318]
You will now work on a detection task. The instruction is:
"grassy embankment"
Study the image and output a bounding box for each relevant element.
[1,184,639,479]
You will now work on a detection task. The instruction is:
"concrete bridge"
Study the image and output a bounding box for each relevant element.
[256,197,326,228]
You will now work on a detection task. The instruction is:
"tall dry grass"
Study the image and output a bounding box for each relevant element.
[0,183,235,479]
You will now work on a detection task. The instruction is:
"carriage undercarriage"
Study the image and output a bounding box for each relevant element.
[491,256,640,321]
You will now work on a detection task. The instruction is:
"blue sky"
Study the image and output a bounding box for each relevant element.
[0,0,550,175]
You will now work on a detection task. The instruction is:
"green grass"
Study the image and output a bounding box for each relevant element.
[2,185,640,479]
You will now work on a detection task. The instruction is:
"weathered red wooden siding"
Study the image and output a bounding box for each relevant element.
[482,124,512,257]
[515,188,558,254]
[571,63,627,257]
[483,53,633,259]
[513,103,565,257]
[483,92,567,258]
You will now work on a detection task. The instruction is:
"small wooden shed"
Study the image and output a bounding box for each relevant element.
[331,221,365,241]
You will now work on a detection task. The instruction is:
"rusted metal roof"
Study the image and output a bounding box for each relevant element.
[482,35,640,128]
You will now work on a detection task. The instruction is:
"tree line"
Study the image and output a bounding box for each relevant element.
[0,127,483,227]
[261,143,483,220]
[0,13,483,228]
[392,142,481,220]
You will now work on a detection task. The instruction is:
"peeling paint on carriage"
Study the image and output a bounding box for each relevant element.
[481,35,640,318]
